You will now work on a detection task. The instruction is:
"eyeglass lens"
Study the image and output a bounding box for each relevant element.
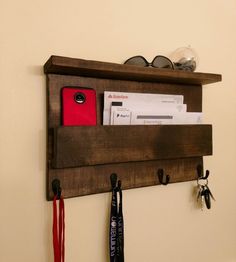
[124,56,148,67]
[152,56,173,69]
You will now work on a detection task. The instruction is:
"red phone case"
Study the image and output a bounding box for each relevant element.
[61,87,97,126]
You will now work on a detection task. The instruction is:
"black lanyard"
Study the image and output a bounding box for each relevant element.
[109,174,124,262]
[116,180,124,262]
[110,174,118,262]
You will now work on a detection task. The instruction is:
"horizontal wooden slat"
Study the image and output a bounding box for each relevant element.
[44,56,222,85]
[52,125,212,168]
[47,157,203,200]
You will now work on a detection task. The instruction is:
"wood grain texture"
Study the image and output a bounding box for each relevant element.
[44,55,219,200]
[44,55,222,85]
[47,74,203,128]
[47,157,203,200]
[52,125,212,168]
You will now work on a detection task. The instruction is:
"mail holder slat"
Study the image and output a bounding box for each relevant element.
[52,125,212,169]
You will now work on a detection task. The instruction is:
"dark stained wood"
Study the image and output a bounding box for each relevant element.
[47,74,202,128]
[52,125,212,168]
[44,55,222,85]
[47,157,203,200]
[44,55,220,200]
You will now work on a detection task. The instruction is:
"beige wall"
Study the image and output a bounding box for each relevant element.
[1,0,236,261]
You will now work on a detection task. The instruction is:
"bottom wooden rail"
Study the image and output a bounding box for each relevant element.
[47,156,203,200]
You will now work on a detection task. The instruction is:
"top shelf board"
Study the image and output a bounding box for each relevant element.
[44,55,222,85]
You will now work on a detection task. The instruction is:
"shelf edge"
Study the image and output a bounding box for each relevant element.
[44,55,222,85]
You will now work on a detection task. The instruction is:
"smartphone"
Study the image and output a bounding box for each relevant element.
[61,87,97,126]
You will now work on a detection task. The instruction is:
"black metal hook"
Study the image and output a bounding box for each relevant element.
[110,173,118,189]
[197,165,210,180]
[157,169,170,185]
[52,179,62,199]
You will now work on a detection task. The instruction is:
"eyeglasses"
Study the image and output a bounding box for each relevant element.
[124,55,174,69]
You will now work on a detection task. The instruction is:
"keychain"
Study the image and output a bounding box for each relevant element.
[197,177,215,210]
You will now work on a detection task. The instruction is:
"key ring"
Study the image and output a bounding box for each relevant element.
[197,177,208,187]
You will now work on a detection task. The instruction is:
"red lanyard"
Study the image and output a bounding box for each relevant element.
[53,195,65,262]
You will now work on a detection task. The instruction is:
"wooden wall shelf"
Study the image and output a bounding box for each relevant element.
[45,55,221,85]
[44,55,221,200]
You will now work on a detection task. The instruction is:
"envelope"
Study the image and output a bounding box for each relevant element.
[111,107,131,125]
[110,104,188,125]
[103,91,184,125]
[131,112,202,125]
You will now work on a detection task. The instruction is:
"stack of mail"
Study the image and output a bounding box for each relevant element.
[103,91,202,125]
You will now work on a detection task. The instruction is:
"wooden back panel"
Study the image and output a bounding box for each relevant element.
[44,56,221,200]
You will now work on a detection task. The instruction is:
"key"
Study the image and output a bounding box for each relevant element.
[202,185,216,209]
[205,185,216,201]
[203,186,211,209]
[197,185,205,210]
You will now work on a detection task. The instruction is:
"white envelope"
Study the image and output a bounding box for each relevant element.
[131,112,202,125]
[172,112,202,124]
[111,107,131,125]
[103,91,184,125]
[110,104,188,125]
